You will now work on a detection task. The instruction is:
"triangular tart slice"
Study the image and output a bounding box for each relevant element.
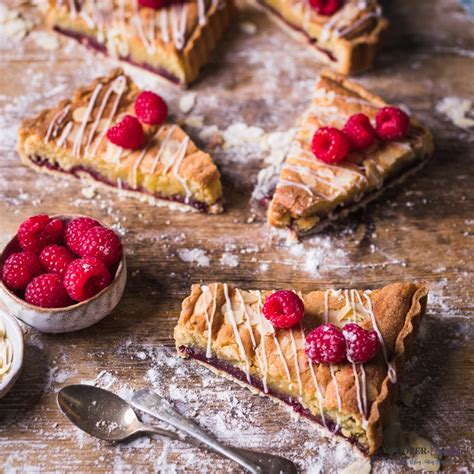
[266,70,434,236]
[45,0,234,87]
[18,69,223,214]
[174,282,428,455]
[255,0,388,74]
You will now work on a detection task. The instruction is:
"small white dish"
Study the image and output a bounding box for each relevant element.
[0,214,127,333]
[0,309,24,399]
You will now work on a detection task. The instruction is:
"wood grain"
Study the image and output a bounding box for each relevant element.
[0,0,473,472]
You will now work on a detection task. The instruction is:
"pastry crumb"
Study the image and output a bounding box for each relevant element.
[436,97,474,128]
[179,92,197,114]
[240,21,257,35]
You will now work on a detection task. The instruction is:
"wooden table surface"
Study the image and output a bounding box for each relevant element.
[0,0,473,472]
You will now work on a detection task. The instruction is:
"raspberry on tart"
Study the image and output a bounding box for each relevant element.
[175,282,429,456]
[18,69,223,214]
[44,0,234,86]
[266,70,434,236]
[305,323,346,363]
[106,115,144,150]
[255,0,388,74]
[342,323,380,363]
[343,113,376,150]
[375,106,410,141]
[311,126,350,164]
[135,91,168,125]
[1,251,43,290]
[262,290,305,328]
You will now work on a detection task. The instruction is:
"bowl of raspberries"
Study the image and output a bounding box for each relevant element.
[0,214,127,333]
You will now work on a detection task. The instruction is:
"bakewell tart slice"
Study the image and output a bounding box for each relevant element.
[17,69,223,213]
[255,0,388,74]
[175,282,428,455]
[45,0,233,86]
[266,70,434,236]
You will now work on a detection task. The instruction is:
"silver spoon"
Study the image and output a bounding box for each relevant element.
[57,385,297,474]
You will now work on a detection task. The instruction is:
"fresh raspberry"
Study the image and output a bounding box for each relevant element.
[375,106,410,141]
[106,115,144,149]
[17,215,63,253]
[343,113,376,150]
[308,0,341,15]
[25,273,72,308]
[39,245,75,277]
[342,323,380,363]
[138,0,166,10]
[311,126,350,164]
[305,323,346,364]
[1,251,43,290]
[64,217,101,255]
[262,290,305,329]
[63,257,112,302]
[135,91,168,125]
[78,226,123,266]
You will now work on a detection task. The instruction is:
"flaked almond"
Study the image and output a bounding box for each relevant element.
[72,106,93,124]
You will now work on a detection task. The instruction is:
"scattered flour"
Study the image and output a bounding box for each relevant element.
[0,4,33,41]
[436,97,474,128]
[219,252,240,268]
[177,248,210,267]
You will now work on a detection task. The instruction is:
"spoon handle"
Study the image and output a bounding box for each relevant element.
[131,389,261,473]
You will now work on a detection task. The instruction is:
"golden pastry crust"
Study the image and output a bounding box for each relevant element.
[174,282,428,455]
[17,69,223,213]
[45,0,234,86]
[254,0,388,75]
[267,69,434,235]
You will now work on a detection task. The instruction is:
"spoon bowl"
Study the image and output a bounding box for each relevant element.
[58,384,142,441]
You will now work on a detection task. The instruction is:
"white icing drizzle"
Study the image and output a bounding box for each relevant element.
[68,0,77,19]
[57,121,73,147]
[170,136,192,202]
[362,292,397,383]
[203,285,218,358]
[197,0,206,25]
[171,3,189,50]
[0,320,12,380]
[87,75,127,157]
[160,9,170,43]
[272,333,293,390]
[223,284,251,383]
[255,291,269,393]
[151,125,177,174]
[324,289,342,431]
[283,163,344,196]
[72,83,103,157]
[44,104,71,143]
[289,329,303,400]
[301,324,328,429]
[276,179,314,196]
[132,142,152,189]
[235,289,267,389]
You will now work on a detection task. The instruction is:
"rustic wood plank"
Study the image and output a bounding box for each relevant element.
[0,0,473,471]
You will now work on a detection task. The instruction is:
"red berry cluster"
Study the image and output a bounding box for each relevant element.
[311,106,410,164]
[106,90,168,150]
[304,322,380,364]
[1,215,123,309]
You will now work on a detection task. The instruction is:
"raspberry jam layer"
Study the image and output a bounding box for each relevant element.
[178,345,368,454]
[29,155,214,213]
[53,26,183,86]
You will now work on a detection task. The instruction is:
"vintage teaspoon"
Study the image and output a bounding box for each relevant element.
[57,385,297,474]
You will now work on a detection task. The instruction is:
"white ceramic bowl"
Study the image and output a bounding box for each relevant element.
[0,215,127,333]
[0,309,24,399]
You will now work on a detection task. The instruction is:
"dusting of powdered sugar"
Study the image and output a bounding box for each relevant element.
[178,248,210,267]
